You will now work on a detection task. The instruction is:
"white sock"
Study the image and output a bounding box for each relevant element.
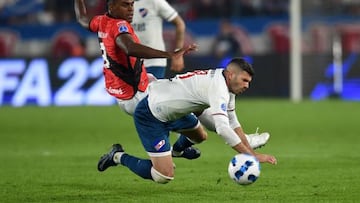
[186,136,197,144]
[113,152,124,164]
[171,146,183,156]
[172,150,183,156]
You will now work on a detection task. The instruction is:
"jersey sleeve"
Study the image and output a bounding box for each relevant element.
[208,71,241,146]
[207,73,229,118]
[89,16,100,32]
[157,0,178,22]
[108,20,134,41]
[228,93,236,111]
[213,114,241,146]
[115,20,132,35]
[210,92,242,146]
[228,93,241,129]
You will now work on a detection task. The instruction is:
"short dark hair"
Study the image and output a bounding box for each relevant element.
[227,57,255,76]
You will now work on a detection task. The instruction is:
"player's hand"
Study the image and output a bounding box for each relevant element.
[170,44,197,72]
[170,56,184,72]
[172,43,198,57]
[255,153,277,165]
[182,43,198,55]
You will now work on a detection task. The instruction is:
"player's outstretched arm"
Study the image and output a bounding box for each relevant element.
[233,127,255,153]
[213,113,277,165]
[74,0,91,29]
[116,34,171,58]
[226,94,253,150]
[116,33,197,59]
[217,124,277,165]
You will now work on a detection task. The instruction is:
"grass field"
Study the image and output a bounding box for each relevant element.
[1,99,360,202]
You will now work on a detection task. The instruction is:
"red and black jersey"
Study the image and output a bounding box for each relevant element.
[89,14,148,100]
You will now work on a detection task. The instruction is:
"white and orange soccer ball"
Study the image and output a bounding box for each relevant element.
[228,153,261,185]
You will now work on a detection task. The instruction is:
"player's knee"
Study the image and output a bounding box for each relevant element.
[194,126,208,143]
[180,124,208,144]
[151,167,174,184]
[198,131,208,143]
[187,131,207,144]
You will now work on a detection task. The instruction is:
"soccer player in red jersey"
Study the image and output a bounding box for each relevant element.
[74,0,197,115]
[74,0,203,162]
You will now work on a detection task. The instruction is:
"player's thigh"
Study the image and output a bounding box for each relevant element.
[134,97,172,153]
[137,122,174,177]
[135,115,174,177]
[168,113,208,143]
[180,124,207,143]
[150,155,174,177]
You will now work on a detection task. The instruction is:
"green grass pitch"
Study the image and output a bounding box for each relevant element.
[1,99,360,202]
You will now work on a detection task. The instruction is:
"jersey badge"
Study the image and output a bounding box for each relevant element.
[221,103,227,112]
[139,8,148,18]
[118,24,129,33]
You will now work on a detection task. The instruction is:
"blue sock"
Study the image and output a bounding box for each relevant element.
[172,134,194,152]
[120,154,153,180]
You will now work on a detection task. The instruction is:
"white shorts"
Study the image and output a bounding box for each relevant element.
[116,90,148,115]
[116,73,156,115]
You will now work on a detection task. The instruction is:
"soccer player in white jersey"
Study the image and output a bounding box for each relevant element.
[132,0,185,78]
[97,58,277,184]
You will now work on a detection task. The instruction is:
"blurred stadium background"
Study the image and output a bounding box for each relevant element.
[0,0,359,106]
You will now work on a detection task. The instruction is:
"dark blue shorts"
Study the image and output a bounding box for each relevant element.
[134,96,199,156]
[146,66,166,79]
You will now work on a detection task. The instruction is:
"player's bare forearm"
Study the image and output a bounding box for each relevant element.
[74,0,90,29]
[128,42,172,58]
[117,34,198,59]
[234,127,255,153]
[172,16,186,50]
[171,17,187,72]
[232,142,255,157]
[116,34,171,58]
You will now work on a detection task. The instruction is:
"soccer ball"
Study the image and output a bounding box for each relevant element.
[228,153,261,185]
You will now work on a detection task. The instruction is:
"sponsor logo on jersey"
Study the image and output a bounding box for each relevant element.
[221,103,227,112]
[154,139,166,151]
[139,8,148,18]
[118,24,129,33]
[106,87,124,95]
[98,32,108,38]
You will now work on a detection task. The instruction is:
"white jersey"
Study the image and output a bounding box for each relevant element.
[148,68,242,146]
[132,0,178,68]
[148,69,230,122]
